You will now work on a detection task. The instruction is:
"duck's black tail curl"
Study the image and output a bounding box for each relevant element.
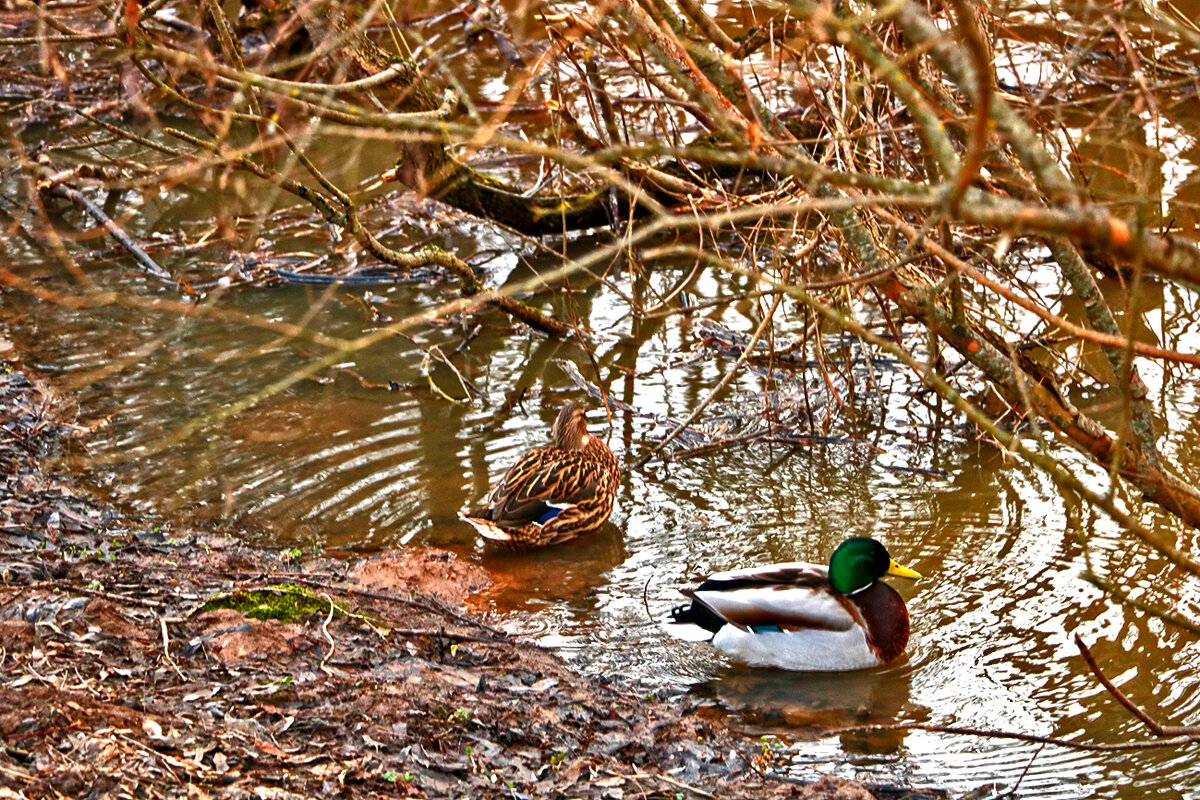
[669,600,725,636]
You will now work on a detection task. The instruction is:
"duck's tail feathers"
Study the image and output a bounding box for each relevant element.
[662,594,724,641]
[457,511,513,542]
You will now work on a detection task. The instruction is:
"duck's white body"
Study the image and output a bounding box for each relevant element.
[711,618,878,671]
[665,560,912,672]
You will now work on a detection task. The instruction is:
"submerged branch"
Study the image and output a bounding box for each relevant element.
[36,167,171,282]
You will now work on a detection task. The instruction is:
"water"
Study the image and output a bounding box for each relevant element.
[7,249,1200,799]
[3,2,1200,797]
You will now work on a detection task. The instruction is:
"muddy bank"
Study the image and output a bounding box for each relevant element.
[0,359,943,800]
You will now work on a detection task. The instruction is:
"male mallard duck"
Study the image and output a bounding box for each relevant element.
[459,401,620,548]
[665,537,921,671]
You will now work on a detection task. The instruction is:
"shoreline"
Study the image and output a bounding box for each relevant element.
[0,352,943,800]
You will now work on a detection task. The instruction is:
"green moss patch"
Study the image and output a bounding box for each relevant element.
[199,584,353,623]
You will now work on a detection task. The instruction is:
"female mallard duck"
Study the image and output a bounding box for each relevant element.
[459,401,620,548]
[666,537,921,671]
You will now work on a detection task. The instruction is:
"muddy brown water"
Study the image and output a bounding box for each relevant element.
[3,2,1200,798]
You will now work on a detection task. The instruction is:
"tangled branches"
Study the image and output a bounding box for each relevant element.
[2,2,1200,627]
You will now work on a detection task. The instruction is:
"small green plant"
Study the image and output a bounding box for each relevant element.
[87,579,103,590]
[285,547,303,560]
[259,674,293,688]
[447,708,471,723]
[382,770,399,783]
[756,735,786,767]
[549,751,566,769]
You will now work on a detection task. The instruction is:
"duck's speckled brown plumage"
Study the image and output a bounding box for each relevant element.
[460,402,619,548]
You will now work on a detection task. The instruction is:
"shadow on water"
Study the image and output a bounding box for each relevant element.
[692,665,918,749]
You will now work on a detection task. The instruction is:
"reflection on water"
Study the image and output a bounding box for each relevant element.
[480,522,628,611]
[691,666,918,744]
[5,267,1200,797]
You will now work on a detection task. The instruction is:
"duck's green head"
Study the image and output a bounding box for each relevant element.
[828,537,922,594]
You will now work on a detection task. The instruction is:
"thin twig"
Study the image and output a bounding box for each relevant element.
[159,617,187,682]
[1074,634,1200,737]
[318,593,336,677]
[829,721,1200,752]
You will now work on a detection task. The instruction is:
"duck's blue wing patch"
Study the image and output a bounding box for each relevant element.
[531,500,578,525]
[534,505,563,524]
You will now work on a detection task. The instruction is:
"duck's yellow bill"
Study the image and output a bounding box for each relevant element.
[887,559,922,580]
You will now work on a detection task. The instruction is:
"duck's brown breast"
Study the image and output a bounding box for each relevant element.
[848,581,910,664]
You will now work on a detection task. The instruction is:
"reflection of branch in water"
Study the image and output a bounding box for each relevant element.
[557,359,711,451]
[1075,634,1200,737]
[827,638,1200,757]
[694,318,900,372]
[631,291,787,470]
[656,432,948,478]
[827,721,1200,753]
[559,350,949,476]
[1081,563,1200,636]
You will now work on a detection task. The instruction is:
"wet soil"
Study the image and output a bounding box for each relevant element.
[0,354,948,800]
